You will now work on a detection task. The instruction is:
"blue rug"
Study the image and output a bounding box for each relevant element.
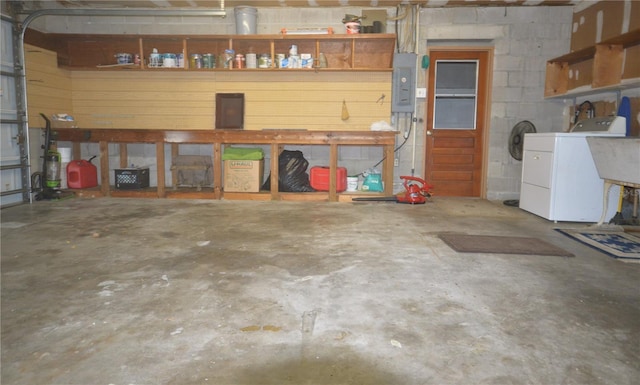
[556,229,640,263]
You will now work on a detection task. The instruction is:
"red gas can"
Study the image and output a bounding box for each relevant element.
[310,166,347,192]
[67,159,98,189]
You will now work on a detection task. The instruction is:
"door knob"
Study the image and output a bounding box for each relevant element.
[426,130,433,136]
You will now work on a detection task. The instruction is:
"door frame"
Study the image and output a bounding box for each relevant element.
[423,45,494,198]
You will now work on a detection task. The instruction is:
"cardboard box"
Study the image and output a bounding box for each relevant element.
[224,159,264,192]
[571,1,626,52]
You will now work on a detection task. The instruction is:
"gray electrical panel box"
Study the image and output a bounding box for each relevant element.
[391,53,417,113]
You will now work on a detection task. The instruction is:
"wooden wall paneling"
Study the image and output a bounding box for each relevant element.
[24,45,73,126]
[69,71,391,131]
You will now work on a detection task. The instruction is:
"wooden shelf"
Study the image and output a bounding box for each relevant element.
[31,32,396,72]
[545,29,640,98]
[55,129,397,202]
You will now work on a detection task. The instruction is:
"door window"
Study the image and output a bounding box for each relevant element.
[433,60,478,129]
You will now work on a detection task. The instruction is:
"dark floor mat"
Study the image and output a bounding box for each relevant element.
[438,233,574,257]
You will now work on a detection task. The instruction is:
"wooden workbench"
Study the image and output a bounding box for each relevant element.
[55,129,397,202]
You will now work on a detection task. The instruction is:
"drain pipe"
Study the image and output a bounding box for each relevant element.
[16,3,227,203]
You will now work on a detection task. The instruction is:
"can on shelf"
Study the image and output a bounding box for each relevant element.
[190,53,202,69]
[258,53,271,68]
[245,53,257,69]
[223,49,234,69]
[202,53,215,68]
[235,54,245,69]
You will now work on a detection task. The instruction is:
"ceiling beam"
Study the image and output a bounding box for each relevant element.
[48,0,577,8]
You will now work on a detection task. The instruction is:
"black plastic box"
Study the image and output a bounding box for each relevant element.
[115,167,150,190]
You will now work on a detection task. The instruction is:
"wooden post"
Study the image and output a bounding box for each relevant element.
[72,142,81,160]
[383,143,394,196]
[171,143,179,189]
[156,141,165,198]
[270,143,280,200]
[119,143,127,168]
[99,141,110,196]
[329,143,338,202]
[214,143,222,199]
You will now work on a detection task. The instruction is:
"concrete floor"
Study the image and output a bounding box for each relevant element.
[1,197,639,385]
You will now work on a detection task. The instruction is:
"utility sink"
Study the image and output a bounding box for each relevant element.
[587,137,640,224]
[587,137,640,185]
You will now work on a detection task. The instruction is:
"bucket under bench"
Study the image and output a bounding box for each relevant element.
[54,128,397,202]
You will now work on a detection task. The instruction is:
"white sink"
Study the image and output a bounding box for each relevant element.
[587,137,640,186]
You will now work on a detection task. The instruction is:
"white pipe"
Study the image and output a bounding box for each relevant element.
[411,4,420,176]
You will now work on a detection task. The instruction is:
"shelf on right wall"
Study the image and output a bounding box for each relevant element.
[544,0,640,99]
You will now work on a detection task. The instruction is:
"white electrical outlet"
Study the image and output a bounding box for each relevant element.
[394,158,399,167]
[416,88,427,98]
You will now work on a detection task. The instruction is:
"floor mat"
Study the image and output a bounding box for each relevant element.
[438,233,574,257]
[555,228,640,263]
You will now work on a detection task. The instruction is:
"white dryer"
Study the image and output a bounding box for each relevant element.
[519,116,626,222]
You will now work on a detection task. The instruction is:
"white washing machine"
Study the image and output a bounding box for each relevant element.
[519,116,626,222]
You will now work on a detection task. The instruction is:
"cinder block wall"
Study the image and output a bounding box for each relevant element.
[32,5,573,198]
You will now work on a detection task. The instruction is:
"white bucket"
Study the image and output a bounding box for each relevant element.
[58,147,72,163]
[235,6,257,35]
[347,176,359,192]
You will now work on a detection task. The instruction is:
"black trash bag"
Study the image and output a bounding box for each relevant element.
[262,150,315,192]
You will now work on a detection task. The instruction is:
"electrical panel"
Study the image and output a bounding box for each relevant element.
[391,53,417,113]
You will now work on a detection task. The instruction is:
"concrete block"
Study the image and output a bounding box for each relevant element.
[505,6,545,24]
[522,87,544,102]
[523,71,543,87]
[422,8,454,25]
[523,56,548,73]
[339,146,362,160]
[458,25,506,40]
[498,87,525,103]
[452,8,478,24]
[509,40,542,57]
[508,71,524,87]
[491,103,507,118]
[515,103,539,119]
[541,39,570,56]
[494,39,510,55]
[534,24,564,40]
[426,25,462,39]
[494,55,524,71]
[476,7,510,24]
